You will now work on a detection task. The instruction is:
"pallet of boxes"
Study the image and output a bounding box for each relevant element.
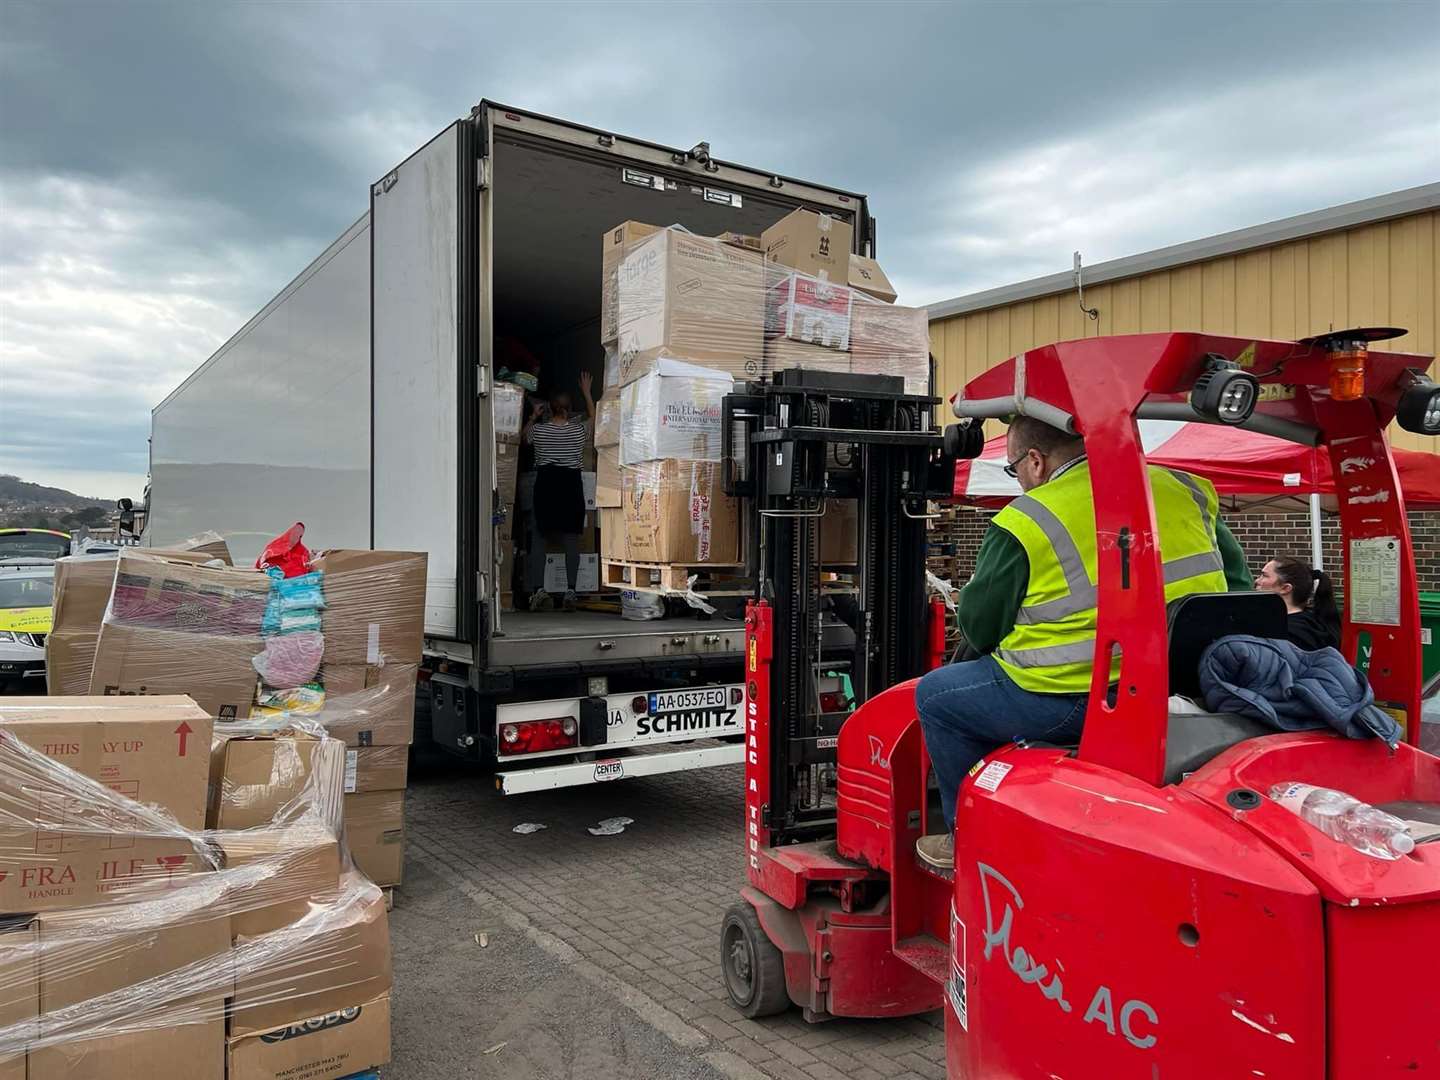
[47,538,424,899]
[0,694,391,1080]
[594,211,928,595]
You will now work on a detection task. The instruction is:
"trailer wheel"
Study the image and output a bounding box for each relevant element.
[721,904,789,1018]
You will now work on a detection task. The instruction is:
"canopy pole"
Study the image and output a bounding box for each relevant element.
[1309,493,1324,571]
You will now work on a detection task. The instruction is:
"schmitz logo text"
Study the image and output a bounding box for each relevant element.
[259,1006,362,1043]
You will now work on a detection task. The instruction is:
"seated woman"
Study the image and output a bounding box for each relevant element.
[1255,555,1341,651]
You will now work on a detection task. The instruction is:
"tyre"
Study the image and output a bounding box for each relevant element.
[720,903,790,1018]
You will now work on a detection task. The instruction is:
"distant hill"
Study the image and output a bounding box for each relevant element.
[0,475,111,529]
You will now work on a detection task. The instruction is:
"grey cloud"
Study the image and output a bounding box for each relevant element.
[2,0,1437,498]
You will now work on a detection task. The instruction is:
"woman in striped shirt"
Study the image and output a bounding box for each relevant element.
[523,370,594,611]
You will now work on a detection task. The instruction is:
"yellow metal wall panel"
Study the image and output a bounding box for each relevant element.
[929,208,1439,454]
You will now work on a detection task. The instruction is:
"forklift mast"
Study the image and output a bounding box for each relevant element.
[724,369,953,848]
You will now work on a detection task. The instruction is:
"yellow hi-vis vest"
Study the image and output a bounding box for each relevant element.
[993,460,1228,694]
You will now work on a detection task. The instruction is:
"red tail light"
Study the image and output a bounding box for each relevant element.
[498,718,579,755]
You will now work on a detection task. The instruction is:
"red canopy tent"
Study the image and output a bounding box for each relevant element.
[953,419,1440,510]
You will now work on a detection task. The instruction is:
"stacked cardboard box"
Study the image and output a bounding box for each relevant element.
[598,212,919,572]
[760,208,929,392]
[48,539,235,697]
[0,697,392,1080]
[615,229,765,385]
[310,550,425,889]
[77,547,425,891]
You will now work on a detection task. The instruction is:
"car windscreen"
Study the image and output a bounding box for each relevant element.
[0,532,69,560]
[0,575,54,609]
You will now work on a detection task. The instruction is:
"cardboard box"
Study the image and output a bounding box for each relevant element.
[45,556,117,696]
[766,270,853,350]
[0,917,37,1080]
[820,499,858,564]
[599,508,627,560]
[849,254,897,303]
[715,231,762,252]
[316,663,417,747]
[46,548,232,696]
[312,550,427,666]
[89,622,260,721]
[106,549,269,636]
[31,1011,225,1080]
[230,877,391,1037]
[227,992,390,1080]
[595,392,622,447]
[764,337,853,379]
[493,381,526,442]
[762,208,853,285]
[543,554,600,594]
[496,439,521,509]
[850,302,931,395]
[219,826,342,941]
[170,532,234,564]
[31,889,231,1080]
[600,221,663,344]
[619,358,734,466]
[596,446,623,508]
[622,461,739,565]
[345,746,408,793]
[0,696,213,828]
[213,735,345,832]
[616,231,764,384]
[344,792,405,888]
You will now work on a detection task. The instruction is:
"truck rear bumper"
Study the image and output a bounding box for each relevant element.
[494,742,742,795]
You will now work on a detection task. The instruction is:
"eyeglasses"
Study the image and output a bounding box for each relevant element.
[1002,453,1029,479]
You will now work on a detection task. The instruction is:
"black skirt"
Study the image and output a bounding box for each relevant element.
[533,464,585,535]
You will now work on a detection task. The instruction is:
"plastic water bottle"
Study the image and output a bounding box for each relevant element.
[1269,782,1415,860]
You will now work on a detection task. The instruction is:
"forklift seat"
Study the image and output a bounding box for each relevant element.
[1161,592,1288,784]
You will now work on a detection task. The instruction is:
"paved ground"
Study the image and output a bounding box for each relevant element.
[387,758,945,1080]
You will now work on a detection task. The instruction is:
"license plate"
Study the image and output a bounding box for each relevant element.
[634,686,741,739]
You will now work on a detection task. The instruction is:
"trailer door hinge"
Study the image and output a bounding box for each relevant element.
[703,187,742,209]
[477,158,491,190]
[476,364,489,396]
[622,168,666,192]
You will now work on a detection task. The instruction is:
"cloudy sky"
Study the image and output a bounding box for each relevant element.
[1,1,1437,501]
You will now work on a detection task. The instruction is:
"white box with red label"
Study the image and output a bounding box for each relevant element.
[765,269,853,351]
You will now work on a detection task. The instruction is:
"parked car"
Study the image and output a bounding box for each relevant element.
[0,558,55,690]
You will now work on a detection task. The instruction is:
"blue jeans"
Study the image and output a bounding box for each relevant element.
[916,654,1087,828]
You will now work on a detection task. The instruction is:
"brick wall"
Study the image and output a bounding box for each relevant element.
[931,509,1440,593]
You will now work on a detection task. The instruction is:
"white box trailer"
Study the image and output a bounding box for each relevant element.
[148,101,874,791]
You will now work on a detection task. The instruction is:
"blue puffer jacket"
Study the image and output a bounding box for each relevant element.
[1198,634,1401,747]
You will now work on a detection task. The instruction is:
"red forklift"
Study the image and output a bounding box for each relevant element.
[721,331,1440,1078]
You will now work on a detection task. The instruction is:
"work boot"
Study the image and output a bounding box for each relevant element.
[915,832,954,871]
[529,589,553,612]
[563,590,578,611]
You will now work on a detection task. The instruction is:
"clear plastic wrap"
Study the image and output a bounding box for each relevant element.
[621,460,740,565]
[615,228,765,385]
[46,542,233,697]
[618,357,734,466]
[0,708,391,1080]
[600,220,663,345]
[594,391,622,448]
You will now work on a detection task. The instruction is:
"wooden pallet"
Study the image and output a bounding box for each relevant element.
[601,559,750,597]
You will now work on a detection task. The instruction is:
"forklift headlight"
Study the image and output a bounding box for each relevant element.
[1190,356,1258,425]
[1396,373,1440,435]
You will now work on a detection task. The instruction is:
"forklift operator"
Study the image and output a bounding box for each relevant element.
[914,416,1253,869]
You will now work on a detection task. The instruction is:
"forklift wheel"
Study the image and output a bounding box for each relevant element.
[720,904,790,1018]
